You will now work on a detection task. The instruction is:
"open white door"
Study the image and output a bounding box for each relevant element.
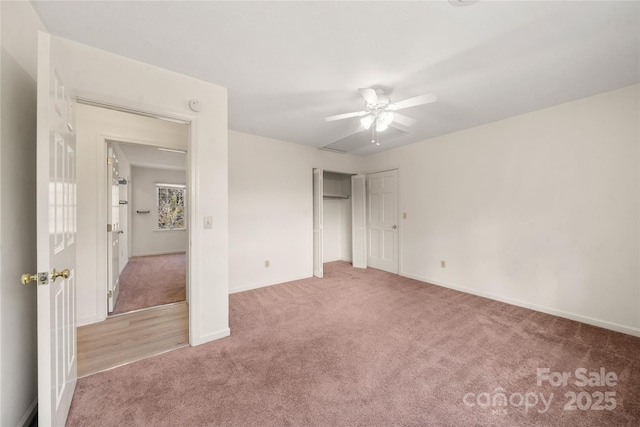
[107,143,121,312]
[36,32,78,426]
[351,174,367,268]
[313,168,323,278]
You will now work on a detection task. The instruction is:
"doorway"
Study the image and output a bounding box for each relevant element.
[107,141,188,316]
[312,169,356,278]
[75,102,190,376]
[313,168,399,275]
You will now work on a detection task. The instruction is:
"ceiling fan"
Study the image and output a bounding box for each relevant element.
[324,88,437,145]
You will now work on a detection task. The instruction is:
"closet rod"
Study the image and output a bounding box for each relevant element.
[323,195,350,199]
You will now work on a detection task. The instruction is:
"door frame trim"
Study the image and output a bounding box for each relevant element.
[77,96,197,344]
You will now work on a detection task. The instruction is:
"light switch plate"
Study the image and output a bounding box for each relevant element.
[204,216,213,229]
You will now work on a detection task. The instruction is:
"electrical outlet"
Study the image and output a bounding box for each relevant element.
[441,260,446,268]
[265,260,270,268]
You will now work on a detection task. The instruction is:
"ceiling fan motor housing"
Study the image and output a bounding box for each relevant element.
[366,97,391,114]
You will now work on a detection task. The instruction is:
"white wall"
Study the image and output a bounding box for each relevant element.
[323,200,343,262]
[364,85,640,336]
[0,2,45,425]
[76,103,189,326]
[131,166,187,257]
[322,200,353,262]
[57,35,229,345]
[228,131,360,293]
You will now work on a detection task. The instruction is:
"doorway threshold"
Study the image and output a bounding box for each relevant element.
[78,302,189,377]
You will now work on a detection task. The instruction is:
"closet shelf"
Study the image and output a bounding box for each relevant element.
[323,194,350,199]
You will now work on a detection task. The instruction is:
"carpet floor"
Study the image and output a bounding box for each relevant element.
[111,253,186,315]
[68,261,640,426]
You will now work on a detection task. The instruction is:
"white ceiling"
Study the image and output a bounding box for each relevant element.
[32,1,639,156]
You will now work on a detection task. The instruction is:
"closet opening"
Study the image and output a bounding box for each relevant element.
[312,169,358,278]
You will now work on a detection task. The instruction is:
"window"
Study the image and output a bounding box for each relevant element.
[157,184,186,230]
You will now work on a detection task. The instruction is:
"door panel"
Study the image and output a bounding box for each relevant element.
[351,175,367,268]
[370,230,380,258]
[312,168,323,278]
[367,169,399,273]
[37,32,77,426]
[107,144,120,312]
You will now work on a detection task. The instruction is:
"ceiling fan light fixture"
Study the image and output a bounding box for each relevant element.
[360,114,375,129]
[380,111,394,125]
[375,120,389,132]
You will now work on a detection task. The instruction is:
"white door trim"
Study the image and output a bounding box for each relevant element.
[80,99,197,344]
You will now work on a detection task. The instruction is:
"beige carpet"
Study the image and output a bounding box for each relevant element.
[69,261,639,426]
[111,253,186,315]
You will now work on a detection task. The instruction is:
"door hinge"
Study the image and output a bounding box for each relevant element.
[108,290,113,299]
[107,157,113,165]
[107,224,113,232]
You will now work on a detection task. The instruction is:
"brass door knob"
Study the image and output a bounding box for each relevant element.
[51,269,70,281]
[21,271,48,285]
[21,273,38,285]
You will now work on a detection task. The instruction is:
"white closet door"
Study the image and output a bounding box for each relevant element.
[313,168,324,278]
[351,174,367,268]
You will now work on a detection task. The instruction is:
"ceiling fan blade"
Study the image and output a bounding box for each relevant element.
[389,93,437,110]
[324,111,366,122]
[358,88,379,105]
[392,113,417,127]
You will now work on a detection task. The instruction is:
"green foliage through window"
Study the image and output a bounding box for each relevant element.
[157,185,185,230]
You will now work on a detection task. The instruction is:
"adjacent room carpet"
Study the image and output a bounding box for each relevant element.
[110,253,186,315]
[69,261,640,426]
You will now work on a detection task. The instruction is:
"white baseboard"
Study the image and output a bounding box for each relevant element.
[131,249,187,257]
[229,274,311,294]
[18,399,37,427]
[401,271,640,338]
[323,258,353,263]
[191,327,230,346]
[77,313,106,327]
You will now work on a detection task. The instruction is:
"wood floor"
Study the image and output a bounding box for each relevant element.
[77,302,189,377]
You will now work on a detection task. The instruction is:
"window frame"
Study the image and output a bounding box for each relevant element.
[155,183,187,231]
